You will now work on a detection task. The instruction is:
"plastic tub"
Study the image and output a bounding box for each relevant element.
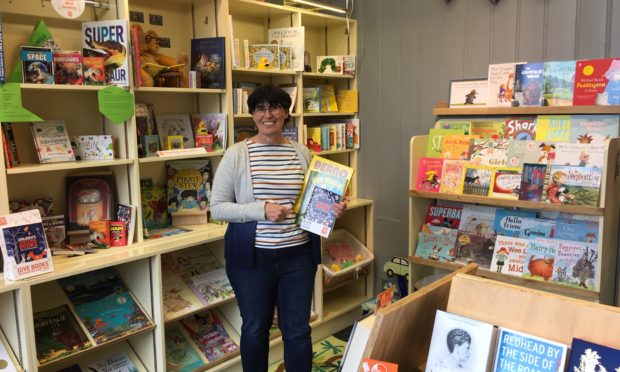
[322,229,374,282]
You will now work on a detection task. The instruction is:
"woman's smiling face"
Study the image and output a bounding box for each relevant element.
[253,102,288,138]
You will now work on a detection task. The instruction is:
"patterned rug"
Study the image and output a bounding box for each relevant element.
[267,335,348,372]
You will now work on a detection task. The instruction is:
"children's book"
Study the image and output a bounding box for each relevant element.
[434,120,471,133]
[426,310,496,372]
[523,238,559,282]
[166,247,223,277]
[416,225,458,262]
[190,113,227,152]
[554,142,605,168]
[82,20,129,86]
[66,172,116,232]
[438,160,466,194]
[187,268,234,307]
[180,310,239,364]
[42,215,65,249]
[506,140,546,167]
[415,158,443,192]
[31,121,76,163]
[490,167,522,199]
[0,209,54,281]
[458,204,497,233]
[294,156,354,238]
[108,221,126,247]
[156,114,195,150]
[8,20,59,83]
[53,50,83,85]
[504,117,537,140]
[518,217,555,239]
[21,46,54,84]
[567,338,620,372]
[493,209,537,237]
[424,204,462,229]
[83,352,138,372]
[321,84,338,112]
[248,44,279,70]
[165,324,207,371]
[317,55,344,74]
[343,55,356,76]
[493,327,568,372]
[543,60,575,106]
[554,216,599,243]
[568,114,620,144]
[573,58,620,106]
[116,203,136,246]
[191,37,226,88]
[88,220,110,247]
[303,87,322,113]
[344,118,360,149]
[71,135,114,160]
[336,89,358,112]
[9,197,54,216]
[454,229,496,269]
[166,160,212,216]
[268,26,305,71]
[518,163,549,202]
[460,165,493,196]
[141,135,160,157]
[82,56,105,85]
[426,128,465,158]
[514,62,544,106]
[162,276,203,321]
[441,134,478,160]
[552,240,599,290]
[489,235,528,276]
[487,62,522,107]
[535,115,571,142]
[135,103,157,137]
[33,304,91,364]
[469,138,509,167]
[543,165,601,206]
[469,121,505,139]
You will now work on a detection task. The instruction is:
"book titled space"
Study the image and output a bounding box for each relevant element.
[21,46,54,84]
[191,37,226,88]
[82,20,129,86]
[493,327,567,372]
[425,204,462,229]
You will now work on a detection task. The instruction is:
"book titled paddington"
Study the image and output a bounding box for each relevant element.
[34,304,91,364]
[191,37,226,89]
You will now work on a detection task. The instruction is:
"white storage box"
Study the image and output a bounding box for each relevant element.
[322,229,374,281]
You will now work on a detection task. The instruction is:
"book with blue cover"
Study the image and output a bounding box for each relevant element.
[518,218,555,239]
[542,60,575,106]
[554,216,599,243]
[493,209,537,237]
[416,225,458,262]
[493,327,567,372]
[568,114,620,144]
[514,62,544,106]
[567,338,620,372]
[165,324,207,371]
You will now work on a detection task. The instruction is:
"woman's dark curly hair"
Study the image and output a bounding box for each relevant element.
[247,84,292,124]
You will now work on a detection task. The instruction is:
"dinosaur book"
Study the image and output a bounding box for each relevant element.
[82,20,129,87]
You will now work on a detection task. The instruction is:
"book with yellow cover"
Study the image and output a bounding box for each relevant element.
[336,89,358,112]
[321,84,339,112]
[294,156,354,238]
[440,134,479,160]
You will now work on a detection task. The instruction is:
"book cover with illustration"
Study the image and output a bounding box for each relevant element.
[116,203,136,246]
[34,304,91,364]
[518,163,549,202]
[0,209,54,281]
[554,216,599,243]
[268,26,305,71]
[140,179,169,231]
[438,160,465,194]
[535,115,571,142]
[493,209,537,237]
[573,58,620,106]
[317,55,344,75]
[490,167,522,199]
[82,56,105,85]
[487,62,521,107]
[514,62,544,106]
[156,114,195,150]
[469,121,505,139]
[42,215,65,249]
[518,217,555,239]
[543,165,601,206]
[424,204,462,229]
[165,324,207,371]
[416,224,458,262]
[58,266,127,303]
[426,310,496,372]
[187,267,234,307]
[166,247,223,277]
[166,160,212,216]
[460,165,493,197]
[248,44,279,70]
[71,135,114,160]
[191,37,226,88]
[434,120,471,133]
[190,113,227,152]
[441,134,479,160]
[180,310,239,364]
[489,235,528,276]
[504,117,537,140]
[416,157,443,192]
[298,186,340,238]
[31,121,75,163]
[9,197,54,216]
[53,50,83,85]
[454,229,496,269]
[568,114,619,144]
[344,118,360,149]
[303,87,322,113]
[523,238,559,282]
[82,20,129,86]
[162,276,203,321]
[21,46,54,84]
[543,60,575,106]
[468,138,509,167]
[555,142,605,168]
[65,172,116,232]
[426,128,466,158]
[506,140,548,167]
[458,204,497,233]
[493,327,567,372]
[567,338,620,372]
[84,352,138,372]
[552,240,599,290]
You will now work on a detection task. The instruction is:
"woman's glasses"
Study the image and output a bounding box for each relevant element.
[253,104,284,117]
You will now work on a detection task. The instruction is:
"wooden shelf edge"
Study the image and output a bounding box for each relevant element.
[408,256,600,301]
[232,67,297,76]
[134,87,225,94]
[303,72,354,79]
[138,151,225,163]
[433,105,620,116]
[409,190,604,216]
[6,159,135,174]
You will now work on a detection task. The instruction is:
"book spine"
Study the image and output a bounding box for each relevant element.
[0,13,4,84]
[131,26,142,87]
[5,123,19,166]
[1,124,12,168]
[243,39,250,68]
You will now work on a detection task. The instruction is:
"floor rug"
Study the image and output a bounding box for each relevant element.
[268,334,349,372]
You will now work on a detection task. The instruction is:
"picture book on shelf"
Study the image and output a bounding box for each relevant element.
[535,115,571,142]
[71,135,114,160]
[543,165,601,206]
[53,50,83,85]
[426,128,465,158]
[303,87,322,113]
[343,119,360,150]
[187,267,234,307]
[42,215,65,248]
[504,117,537,140]
[83,352,138,372]
[162,276,203,321]
[191,37,226,88]
[180,310,239,364]
[416,225,458,262]
[554,216,598,243]
[165,324,207,371]
[416,158,443,192]
[66,172,116,232]
[425,204,462,229]
[493,327,568,372]
[439,160,466,194]
[523,238,559,282]
[9,197,54,217]
[31,121,75,163]
[156,114,195,150]
[454,229,496,269]
[542,60,575,106]
[317,55,344,74]
[82,20,129,86]
[435,120,471,133]
[298,186,340,238]
[458,204,497,233]
[469,121,505,139]
[552,240,598,290]
[490,167,521,199]
[460,165,493,196]
[82,56,105,85]
[165,247,223,277]
[493,209,537,237]
[518,217,555,240]
[573,58,620,106]
[514,62,544,106]
[34,304,92,364]
[0,209,53,281]
[568,114,620,144]
[140,178,169,232]
[554,142,605,168]
[116,203,136,246]
[7,20,58,84]
[425,310,496,372]
[166,160,212,216]
[487,62,522,107]
[567,338,620,372]
[21,46,54,84]
[190,113,227,152]
[518,163,549,202]
[441,134,478,160]
[469,138,509,167]
[489,235,528,276]
[267,26,305,71]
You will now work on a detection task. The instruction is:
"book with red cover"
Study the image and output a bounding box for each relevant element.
[573,58,620,105]
[416,158,443,192]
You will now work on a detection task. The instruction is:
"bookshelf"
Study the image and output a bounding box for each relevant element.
[0,0,370,370]
[408,105,620,306]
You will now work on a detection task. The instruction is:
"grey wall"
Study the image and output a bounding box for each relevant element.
[347,0,620,295]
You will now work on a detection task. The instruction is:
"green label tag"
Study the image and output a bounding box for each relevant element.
[98,86,135,124]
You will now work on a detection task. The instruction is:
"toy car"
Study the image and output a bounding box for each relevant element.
[384,256,409,279]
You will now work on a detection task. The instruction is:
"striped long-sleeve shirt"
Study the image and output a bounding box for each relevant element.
[248,140,310,248]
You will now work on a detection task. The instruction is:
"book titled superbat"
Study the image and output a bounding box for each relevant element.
[82,20,129,86]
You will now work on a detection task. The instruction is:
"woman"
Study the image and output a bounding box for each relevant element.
[210,84,347,371]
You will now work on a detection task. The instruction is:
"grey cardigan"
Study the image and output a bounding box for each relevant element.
[210,139,313,223]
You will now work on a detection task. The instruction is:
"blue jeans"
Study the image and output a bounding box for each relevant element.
[226,243,317,372]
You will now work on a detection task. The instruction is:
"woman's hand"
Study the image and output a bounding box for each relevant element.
[333,196,350,219]
[265,202,293,222]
